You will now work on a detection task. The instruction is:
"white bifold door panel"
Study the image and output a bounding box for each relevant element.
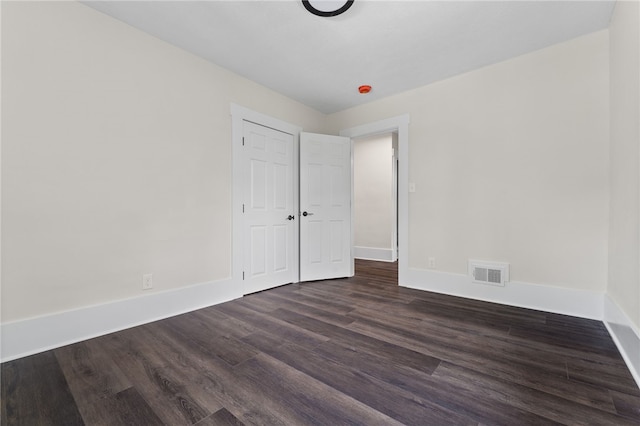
[243,121,296,294]
[300,132,353,282]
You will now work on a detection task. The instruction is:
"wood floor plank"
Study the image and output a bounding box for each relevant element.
[105,387,165,426]
[152,316,374,426]
[241,331,477,425]
[324,278,416,302]
[160,312,259,366]
[55,339,131,397]
[349,309,569,373]
[1,351,85,426]
[196,408,245,426]
[432,361,635,425]
[244,291,357,326]
[269,307,441,374]
[235,353,406,426]
[54,339,132,424]
[268,284,356,315]
[610,390,640,422]
[408,289,548,324]
[192,307,259,339]
[144,324,293,426]
[295,282,411,312]
[346,311,620,413]
[213,300,329,349]
[408,298,540,332]
[98,328,218,425]
[567,357,640,397]
[509,323,621,357]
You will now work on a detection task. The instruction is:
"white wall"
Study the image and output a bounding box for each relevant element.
[1,1,325,323]
[354,133,394,259]
[608,0,640,332]
[328,30,610,294]
[606,0,640,383]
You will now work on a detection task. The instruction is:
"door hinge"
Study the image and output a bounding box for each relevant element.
[242,271,245,280]
[242,204,245,213]
[242,137,245,146]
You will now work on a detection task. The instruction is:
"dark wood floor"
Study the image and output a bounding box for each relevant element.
[2,260,640,425]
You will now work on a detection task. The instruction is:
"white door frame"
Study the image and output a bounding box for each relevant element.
[231,104,302,290]
[340,114,410,284]
[392,136,399,262]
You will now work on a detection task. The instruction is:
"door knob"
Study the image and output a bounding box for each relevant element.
[302,211,314,217]
[287,215,295,220]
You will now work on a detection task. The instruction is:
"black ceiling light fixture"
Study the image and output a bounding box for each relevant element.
[302,0,354,17]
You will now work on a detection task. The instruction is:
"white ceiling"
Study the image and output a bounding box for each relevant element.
[83,1,616,114]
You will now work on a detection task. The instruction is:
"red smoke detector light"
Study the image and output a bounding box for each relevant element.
[358,85,372,94]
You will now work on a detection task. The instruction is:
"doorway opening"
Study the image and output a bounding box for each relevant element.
[352,132,399,263]
[340,114,410,286]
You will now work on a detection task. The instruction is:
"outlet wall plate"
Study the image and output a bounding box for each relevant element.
[142,274,153,290]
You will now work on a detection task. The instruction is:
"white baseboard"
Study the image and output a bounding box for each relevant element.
[1,277,240,363]
[354,246,396,262]
[401,267,604,320]
[604,295,640,388]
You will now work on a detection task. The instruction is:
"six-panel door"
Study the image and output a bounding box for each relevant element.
[299,132,352,282]
[243,121,296,293]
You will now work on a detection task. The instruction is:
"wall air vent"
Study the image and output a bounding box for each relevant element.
[468,260,509,287]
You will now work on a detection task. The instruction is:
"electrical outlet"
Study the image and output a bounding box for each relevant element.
[427,257,436,269]
[142,273,153,290]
